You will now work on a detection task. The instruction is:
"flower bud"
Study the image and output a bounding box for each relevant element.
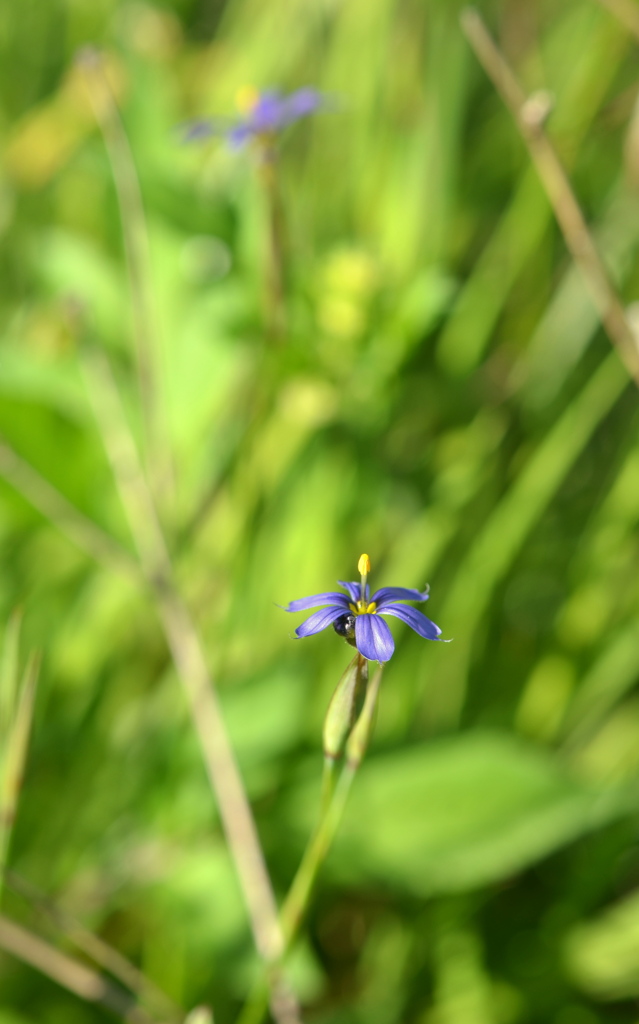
[323,655,367,761]
[185,1008,213,1024]
[345,663,383,769]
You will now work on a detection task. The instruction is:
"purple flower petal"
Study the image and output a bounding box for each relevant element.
[380,603,442,640]
[180,117,231,142]
[250,92,286,131]
[295,606,348,638]
[338,580,369,604]
[372,586,430,608]
[185,87,328,151]
[228,123,255,148]
[285,592,350,613]
[355,614,395,662]
[282,88,325,122]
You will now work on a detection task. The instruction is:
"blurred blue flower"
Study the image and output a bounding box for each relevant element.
[284,555,445,663]
[183,87,327,147]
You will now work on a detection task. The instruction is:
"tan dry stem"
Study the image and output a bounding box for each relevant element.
[83,351,301,1024]
[461,7,639,388]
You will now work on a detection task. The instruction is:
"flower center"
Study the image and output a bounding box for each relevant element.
[349,601,377,615]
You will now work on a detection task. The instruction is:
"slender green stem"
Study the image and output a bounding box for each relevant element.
[78,49,172,499]
[283,663,383,947]
[0,650,40,908]
[280,765,355,947]
[319,758,337,821]
[0,441,140,582]
[259,147,287,341]
[237,665,384,1024]
[237,777,353,1024]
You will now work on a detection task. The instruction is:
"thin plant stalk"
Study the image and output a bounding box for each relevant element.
[78,50,172,499]
[237,664,384,1024]
[286,661,382,940]
[320,652,368,817]
[0,611,22,743]
[279,764,355,949]
[82,350,300,1024]
[0,398,293,1023]
[0,441,140,581]
[0,367,292,1018]
[460,8,639,387]
[259,148,287,341]
[0,641,40,907]
[4,870,183,1024]
[318,757,337,821]
[0,914,159,1024]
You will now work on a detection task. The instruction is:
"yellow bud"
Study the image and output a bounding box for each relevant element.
[236,85,260,114]
[358,553,371,576]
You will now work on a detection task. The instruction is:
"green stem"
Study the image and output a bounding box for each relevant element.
[237,773,354,1024]
[259,147,287,341]
[236,664,384,1024]
[0,650,40,909]
[280,765,355,946]
[79,50,171,500]
[319,758,337,821]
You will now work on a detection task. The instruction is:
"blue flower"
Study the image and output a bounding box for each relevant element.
[182,87,327,147]
[284,554,445,663]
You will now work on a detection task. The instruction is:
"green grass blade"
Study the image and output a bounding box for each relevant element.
[0,651,40,905]
[0,610,23,738]
[422,352,629,728]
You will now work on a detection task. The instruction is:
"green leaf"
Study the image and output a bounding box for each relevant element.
[325,732,627,894]
[565,889,639,999]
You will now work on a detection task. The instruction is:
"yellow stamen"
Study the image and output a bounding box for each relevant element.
[358,554,371,575]
[236,85,260,114]
[366,602,377,613]
[357,553,371,606]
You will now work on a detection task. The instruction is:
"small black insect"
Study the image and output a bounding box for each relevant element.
[333,613,356,642]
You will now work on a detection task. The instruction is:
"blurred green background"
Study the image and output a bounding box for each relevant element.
[3,0,639,1021]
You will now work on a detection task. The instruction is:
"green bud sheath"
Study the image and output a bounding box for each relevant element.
[323,654,368,761]
[346,663,383,768]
